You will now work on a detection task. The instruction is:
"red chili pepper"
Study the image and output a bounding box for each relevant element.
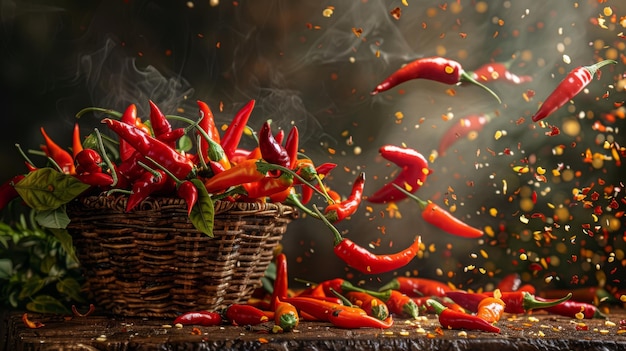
[74,149,103,175]
[243,172,293,200]
[438,114,491,156]
[125,169,171,212]
[395,184,484,238]
[22,313,44,329]
[536,298,607,319]
[72,122,83,159]
[221,100,255,160]
[40,127,76,175]
[197,100,221,144]
[328,309,393,329]
[148,100,174,146]
[284,296,366,322]
[274,298,299,332]
[74,172,114,187]
[258,122,291,169]
[470,61,533,84]
[531,59,617,122]
[173,311,223,326]
[119,104,139,162]
[476,290,506,324]
[344,291,389,321]
[445,290,572,314]
[496,273,522,292]
[177,180,198,216]
[158,128,186,145]
[202,159,265,193]
[324,172,365,223]
[102,118,195,181]
[428,299,500,333]
[284,126,299,170]
[271,253,289,311]
[379,277,451,297]
[539,286,612,304]
[225,304,269,326]
[371,56,501,103]
[367,145,429,204]
[0,175,25,211]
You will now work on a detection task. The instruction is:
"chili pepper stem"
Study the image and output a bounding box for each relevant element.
[256,161,332,202]
[585,59,618,76]
[312,204,343,246]
[94,128,119,187]
[392,183,428,210]
[14,144,38,170]
[459,71,502,104]
[285,193,320,219]
[75,107,123,119]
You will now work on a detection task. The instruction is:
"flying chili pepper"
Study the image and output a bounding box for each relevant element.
[427,299,500,333]
[394,184,484,238]
[378,277,452,297]
[371,56,502,103]
[531,59,617,122]
[313,205,421,275]
[324,172,365,223]
[367,145,430,203]
[470,61,533,84]
[328,309,393,329]
[173,311,223,326]
[438,114,492,156]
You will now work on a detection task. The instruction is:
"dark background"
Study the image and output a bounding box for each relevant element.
[2,0,624,291]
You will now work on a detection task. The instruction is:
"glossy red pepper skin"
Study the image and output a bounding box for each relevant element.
[271,253,289,311]
[379,277,451,297]
[438,114,491,156]
[177,180,198,216]
[203,159,265,193]
[532,59,616,122]
[333,236,421,275]
[284,296,366,322]
[496,273,522,292]
[225,304,269,326]
[536,298,607,319]
[74,149,103,175]
[103,118,195,181]
[258,122,290,169]
[471,62,533,84]
[243,172,293,200]
[148,100,174,146]
[445,290,572,314]
[367,145,429,203]
[125,169,171,212]
[74,172,114,187]
[396,185,484,239]
[428,299,500,333]
[119,104,139,162]
[173,311,222,326]
[284,126,299,169]
[328,309,393,329]
[221,100,255,160]
[324,172,365,223]
[371,56,501,103]
[197,100,221,145]
[40,127,75,175]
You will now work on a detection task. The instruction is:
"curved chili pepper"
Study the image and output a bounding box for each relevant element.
[203,159,265,193]
[40,127,75,175]
[102,118,195,181]
[378,277,451,297]
[148,100,173,146]
[271,253,289,310]
[197,100,221,144]
[274,298,299,332]
[371,56,501,103]
[284,296,366,322]
[344,291,389,321]
[367,145,429,203]
[328,309,393,329]
[284,126,299,169]
[225,304,269,326]
[536,298,607,319]
[427,299,500,333]
[74,149,103,175]
[243,172,294,200]
[119,104,139,162]
[314,205,421,275]
[324,172,365,223]
[394,184,484,238]
[531,59,617,122]
[72,123,83,159]
[470,61,533,84]
[125,169,171,212]
[445,290,572,314]
[438,114,492,156]
[22,313,44,329]
[74,172,114,187]
[221,100,255,160]
[173,311,223,326]
[259,122,290,168]
[177,180,198,216]
[158,128,186,145]
[539,286,612,305]
[476,290,505,323]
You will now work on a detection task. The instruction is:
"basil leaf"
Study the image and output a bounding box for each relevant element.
[189,179,214,237]
[177,135,193,152]
[35,207,71,229]
[19,275,46,300]
[26,295,71,314]
[56,277,85,303]
[14,168,90,211]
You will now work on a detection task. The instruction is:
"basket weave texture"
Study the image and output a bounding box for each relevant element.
[66,195,297,317]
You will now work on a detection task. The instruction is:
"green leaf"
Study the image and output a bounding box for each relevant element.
[19,275,47,300]
[26,295,71,314]
[35,207,71,229]
[48,228,79,264]
[189,179,214,237]
[56,277,85,303]
[14,168,90,212]
[39,255,57,275]
[0,258,13,280]
[177,135,193,152]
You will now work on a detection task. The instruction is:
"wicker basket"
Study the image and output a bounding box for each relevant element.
[66,195,297,317]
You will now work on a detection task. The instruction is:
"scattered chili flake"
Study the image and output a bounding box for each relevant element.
[191,327,202,335]
[390,7,401,20]
[22,313,44,329]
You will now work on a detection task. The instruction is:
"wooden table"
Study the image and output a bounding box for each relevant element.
[3,310,626,351]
